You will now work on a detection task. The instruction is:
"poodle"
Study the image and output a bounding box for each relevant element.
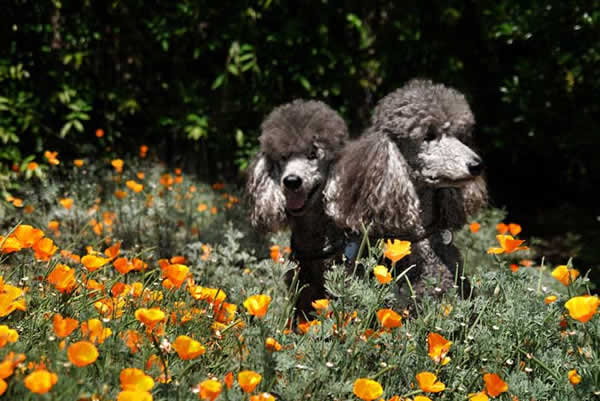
[246,99,350,318]
[325,79,487,297]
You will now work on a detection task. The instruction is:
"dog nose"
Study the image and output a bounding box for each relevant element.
[283,175,302,190]
[467,159,484,176]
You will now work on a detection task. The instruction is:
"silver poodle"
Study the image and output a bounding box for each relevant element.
[325,79,487,296]
[246,99,349,318]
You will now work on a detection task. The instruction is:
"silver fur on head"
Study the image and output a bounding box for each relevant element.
[325,79,487,295]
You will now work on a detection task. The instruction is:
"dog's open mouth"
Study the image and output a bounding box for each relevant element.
[285,185,319,216]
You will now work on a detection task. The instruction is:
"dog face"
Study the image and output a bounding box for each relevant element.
[274,146,328,217]
[374,81,483,188]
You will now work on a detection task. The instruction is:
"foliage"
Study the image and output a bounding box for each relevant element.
[1,1,599,216]
[0,154,598,400]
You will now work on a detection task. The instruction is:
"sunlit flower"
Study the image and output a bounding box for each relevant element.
[487,235,528,254]
[173,335,206,360]
[376,309,402,329]
[59,197,73,210]
[551,265,580,286]
[0,282,26,317]
[468,391,489,401]
[427,332,452,364]
[384,239,411,263]
[544,295,558,304]
[224,372,234,389]
[13,225,44,248]
[117,391,153,401]
[120,330,142,354]
[265,337,282,352]
[48,220,60,232]
[0,325,18,348]
[198,379,222,401]
[483,373,508,397]
[352,378,383,401]
[297,319,321,334]
[269,245,280,263]
[33,237,58,261]
[469,222,481,233]
[81,319,113,344]
[24,369,58,393]
[44,150,60,165]
[115,189,128,200]
[52,314,79,338]
[0,236,22,254]
[565,295,599,323]
[373,265,392,284]
[416,372,445,393]
[238,370,262,393]
[111,159,124,173]
[135,308,166,329]
[120,368,154,392]
[0,352,25,380]
[568,369,582,385]
[139,145,148,158]
[126,180,144,193]
[73,159,85,167]
[162,264,190,289]
[81,254,110,272]
[311,298,329,312]
[160,174,174,187]
[243,294,271,318]
[47,264,77,293]
[68,341,99,367]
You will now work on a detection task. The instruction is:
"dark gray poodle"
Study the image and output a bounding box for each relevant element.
[325,79,487,296]
[246,99,349,318]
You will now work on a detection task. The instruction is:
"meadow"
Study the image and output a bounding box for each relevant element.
[0,147,598,401]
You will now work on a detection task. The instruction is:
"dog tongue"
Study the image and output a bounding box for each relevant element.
[286,192,306,211]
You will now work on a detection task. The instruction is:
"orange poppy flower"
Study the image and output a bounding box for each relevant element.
[162,264,190,289]
[487,235,528,254]
[198,379,222,401]
[114,189,128,200]
[311,299,329,312]
[27,162,38,170]
[0,236,22,254]
[265,337,282,352]
[47,264,76,294]
[173,335,206,360]
[59,197,73,209]
[95,128,104,138]
[104,242,121,259]
[373,265,392,284]
[44,150,60,166]
[416,371,446,393]
[496,223,508,234]
[139,145,148,158]
[81,254,110,272]
[120,330,142,354]
[238,370,262,393]
[73,159,85,167]
[384,239,411,263]
[469,222,481,233]
[0,325,18,348]
[551,265,580,286]
[468,391,489,401]
[117,391,152,401]
[13,225,45,248]
[135,308,166,328]
[126,180,144,193]
[565,295,599,323]
[67,341,99,367]
[483,373,508,397]
[111,159,124,173]
[52,314,79,338]
[0,283,26,317]
[250,393,276,401]
[376,309,402,329]
[544,295,558,305]
[0,379,5,396]
[120,368,154,392]
[352,378,383,401]
[243,294,271,318]
[81,319,112,344]
[33,237,58,261]
[427,332,452,364]
[269,245,280,263]
[224,372,234,389]
[113,258,135,275]
[160,174,173,187]
[48,220,60,232]
[568,369,582,385]
[0,352,25,380]
[24,369,58,394]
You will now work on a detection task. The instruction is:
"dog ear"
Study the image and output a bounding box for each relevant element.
[326,133,423,237]
[246,153,286,231]
[437,176,488,229]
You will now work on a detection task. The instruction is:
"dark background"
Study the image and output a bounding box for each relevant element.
[2,1,599,276]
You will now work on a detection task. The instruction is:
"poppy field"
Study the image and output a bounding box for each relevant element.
[0,148,598,401]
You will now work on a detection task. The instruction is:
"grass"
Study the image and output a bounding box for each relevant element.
[0,152,598,400]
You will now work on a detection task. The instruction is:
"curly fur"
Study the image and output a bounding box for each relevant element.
[246,99,349,317]
[326,79,487,295]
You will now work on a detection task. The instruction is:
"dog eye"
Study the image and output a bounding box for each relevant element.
[424,127,437,142]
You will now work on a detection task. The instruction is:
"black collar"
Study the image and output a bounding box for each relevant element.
[290,236,346,262]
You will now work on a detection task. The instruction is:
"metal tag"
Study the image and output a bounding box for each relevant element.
[440,229,453,245]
